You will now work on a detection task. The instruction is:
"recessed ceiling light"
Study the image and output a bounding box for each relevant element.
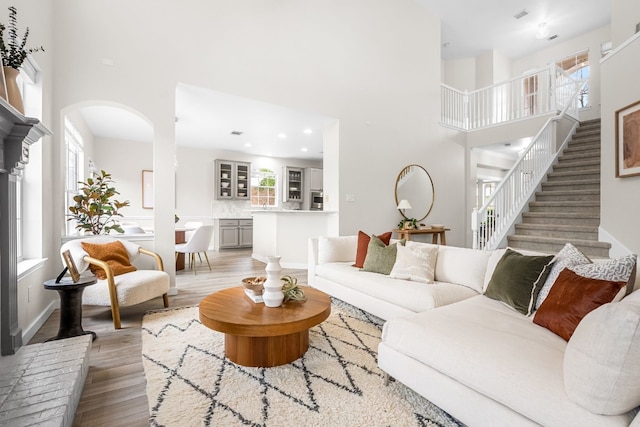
[278,133,287,139]
[303,129,312,134]
[301,147,308,152]
[244,143,252,147]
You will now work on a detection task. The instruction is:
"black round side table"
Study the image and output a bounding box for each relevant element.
[43,276,98,342]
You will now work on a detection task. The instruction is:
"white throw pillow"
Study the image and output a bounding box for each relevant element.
[317,236,356,264]
[436,245,492,293]
[564,291,640,415]
[389,244,438,283]
[535,243,592,309]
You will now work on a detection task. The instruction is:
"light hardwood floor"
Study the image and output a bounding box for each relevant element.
[28,249,308,427]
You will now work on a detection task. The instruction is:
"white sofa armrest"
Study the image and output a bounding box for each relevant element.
[308,237,320,286]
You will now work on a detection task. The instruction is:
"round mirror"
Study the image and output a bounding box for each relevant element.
[394,164,434,222]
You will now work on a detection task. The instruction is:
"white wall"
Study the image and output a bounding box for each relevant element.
[611,0,640,47]
[49,0,467,274]
[442,57,476,91]
[600,33,640,259]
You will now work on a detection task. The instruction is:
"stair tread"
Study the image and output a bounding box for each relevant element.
[529,200,600,206]
[522,211,600,218]
[536,189,600,195]
[543,179,600,185]
[548,169,600,177]
[508,235,611,248]
[515,223,597,231]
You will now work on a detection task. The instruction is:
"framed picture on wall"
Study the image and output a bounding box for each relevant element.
[615,99,640,178]
[142,170,154,209]
[0,57,7,102]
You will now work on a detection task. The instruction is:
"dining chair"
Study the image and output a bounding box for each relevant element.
[175,225,214,274]
[183,221,204,243]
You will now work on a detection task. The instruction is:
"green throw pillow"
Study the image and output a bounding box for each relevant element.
[485,248,555,315]
[361,235,404,275]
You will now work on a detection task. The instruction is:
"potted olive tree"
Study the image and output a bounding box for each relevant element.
[68,170,130,235]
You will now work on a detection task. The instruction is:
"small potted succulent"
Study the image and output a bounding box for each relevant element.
[398,217,418,230]
[281,275,306,303]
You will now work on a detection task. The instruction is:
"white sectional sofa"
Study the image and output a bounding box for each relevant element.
[308,235,640,427]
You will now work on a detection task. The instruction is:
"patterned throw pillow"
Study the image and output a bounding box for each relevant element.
[535,243,592,309]
[389,244,438,283]
[570,254,638,294]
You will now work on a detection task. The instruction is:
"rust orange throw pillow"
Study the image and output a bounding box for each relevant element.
[352,231,392,268]
[533,268,625,341]
[81,240,137,280]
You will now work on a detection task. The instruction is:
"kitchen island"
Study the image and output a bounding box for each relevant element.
[251,210,338,268]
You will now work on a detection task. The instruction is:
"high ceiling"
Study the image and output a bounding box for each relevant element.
[79,1,611,159]
[416,0,610,60]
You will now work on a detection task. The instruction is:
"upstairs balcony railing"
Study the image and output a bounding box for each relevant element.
[441,65,582,132]
[470,78,587,250]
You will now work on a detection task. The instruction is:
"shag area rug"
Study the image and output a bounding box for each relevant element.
[141,299,463,427]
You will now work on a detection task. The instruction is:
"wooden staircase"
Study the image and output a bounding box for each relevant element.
[507,119,610,257]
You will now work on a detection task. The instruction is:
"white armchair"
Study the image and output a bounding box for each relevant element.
[60,236,170,329]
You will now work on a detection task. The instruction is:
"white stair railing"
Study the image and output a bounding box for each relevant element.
[471,79,587,250]
[442,65,583,131]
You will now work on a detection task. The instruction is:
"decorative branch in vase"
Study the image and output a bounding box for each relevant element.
[0,6,44,113]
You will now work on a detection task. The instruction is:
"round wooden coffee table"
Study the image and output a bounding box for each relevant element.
[199,286,331,367]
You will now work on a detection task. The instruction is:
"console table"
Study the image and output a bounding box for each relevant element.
[393,227,449,245]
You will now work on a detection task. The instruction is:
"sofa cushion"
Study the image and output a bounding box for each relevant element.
[352,231,392,268]
[315,262,478,312]
[484,249,555,315]
[317,235,356,264]
[564,290,640,415]
[533,268,626,340]
[536,243,592,309]
[433,244,492,293]
[362,236,401,275]
[389,243,438,283]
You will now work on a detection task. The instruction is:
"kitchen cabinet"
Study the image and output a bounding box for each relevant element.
[214,218,253,250]
[214,160,250,200]
[308,167,323,191]
[283,167,303,202]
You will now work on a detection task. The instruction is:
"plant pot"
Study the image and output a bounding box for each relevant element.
[3,67,24,114]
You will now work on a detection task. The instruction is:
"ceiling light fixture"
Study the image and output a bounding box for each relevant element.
[536,23,550,39]
[301,147,308,152]
[303,129,312,134]
[278,133,287,139]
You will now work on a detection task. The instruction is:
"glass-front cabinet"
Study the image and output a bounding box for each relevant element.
[283,166,303,202]
[215,160,251,200]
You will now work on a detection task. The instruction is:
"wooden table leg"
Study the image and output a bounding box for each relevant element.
[440,231,447,245]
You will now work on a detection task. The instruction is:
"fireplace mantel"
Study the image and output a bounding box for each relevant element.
[0,99,50,355]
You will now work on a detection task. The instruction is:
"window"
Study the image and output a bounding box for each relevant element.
[16,177,22,262]
[556,50,589,109]
[65,117,85,235]
[251,168,277,207]
[523,75,539,116]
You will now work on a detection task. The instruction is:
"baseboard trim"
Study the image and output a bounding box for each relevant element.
[22,299,59,344]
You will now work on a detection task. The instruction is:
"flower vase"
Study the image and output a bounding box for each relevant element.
[262,256,284,307]
[3,67,24,115]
